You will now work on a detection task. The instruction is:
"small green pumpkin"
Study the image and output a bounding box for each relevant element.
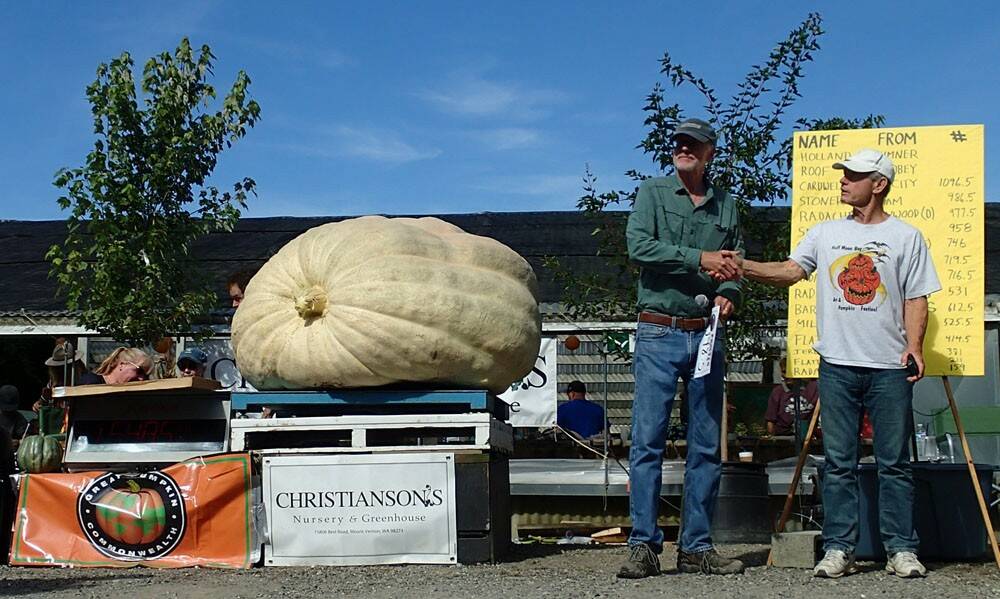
[17,406,63,473]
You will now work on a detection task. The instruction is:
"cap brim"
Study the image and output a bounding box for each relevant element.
[672,130,713,144]
[832,159,875,173]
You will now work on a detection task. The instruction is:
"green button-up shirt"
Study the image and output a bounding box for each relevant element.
[626,174,745,317]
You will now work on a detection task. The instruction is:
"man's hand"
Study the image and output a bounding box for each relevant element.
[701,250,743,281]
[714,295,734,321]
[902,348,925,383]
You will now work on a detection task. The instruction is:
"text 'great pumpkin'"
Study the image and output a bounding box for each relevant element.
[231,216,542,394]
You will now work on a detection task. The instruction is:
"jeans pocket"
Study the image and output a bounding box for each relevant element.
[636,322,670,340]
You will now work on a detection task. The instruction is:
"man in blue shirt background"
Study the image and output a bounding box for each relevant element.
[556,380,606,438]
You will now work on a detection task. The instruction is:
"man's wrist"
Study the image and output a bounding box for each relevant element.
[716,288,740,307]
[688,249,704,272]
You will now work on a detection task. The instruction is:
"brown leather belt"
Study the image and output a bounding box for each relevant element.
[638,311,709,331]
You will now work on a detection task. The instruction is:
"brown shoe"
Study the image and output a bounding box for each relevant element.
[617,543,661,579]
[677,548,744,574]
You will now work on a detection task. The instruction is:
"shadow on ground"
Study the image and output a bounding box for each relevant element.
[0,571,153,597]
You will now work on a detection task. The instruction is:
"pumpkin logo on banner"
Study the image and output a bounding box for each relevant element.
[76,471,187,561]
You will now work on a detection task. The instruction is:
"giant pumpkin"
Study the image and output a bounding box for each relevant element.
[231,216,541,393]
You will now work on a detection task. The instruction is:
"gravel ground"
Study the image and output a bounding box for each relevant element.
[2,544,1000,598]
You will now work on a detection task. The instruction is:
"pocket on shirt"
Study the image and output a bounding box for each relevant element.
[660,205,687,240]
[706,223,732,250]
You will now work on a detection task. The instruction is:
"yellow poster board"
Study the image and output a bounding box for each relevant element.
[788,124,984,377]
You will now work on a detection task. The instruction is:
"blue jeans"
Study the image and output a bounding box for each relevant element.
[818,359,918,554]
[628,321,724,554]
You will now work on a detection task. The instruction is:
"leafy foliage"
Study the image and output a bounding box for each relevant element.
[545,13,883,359]
[47,38,260,344]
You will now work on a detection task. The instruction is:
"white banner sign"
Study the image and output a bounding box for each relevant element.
[262,453,457,566]
[499,336,557,428]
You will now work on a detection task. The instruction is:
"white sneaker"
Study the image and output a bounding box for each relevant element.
[813,549,856,578]
[886,551,926,578]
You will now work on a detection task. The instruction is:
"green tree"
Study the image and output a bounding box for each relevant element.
[546,13,882,359]
[47,38,261,344]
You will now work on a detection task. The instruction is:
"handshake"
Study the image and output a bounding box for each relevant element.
[701,249,744,282]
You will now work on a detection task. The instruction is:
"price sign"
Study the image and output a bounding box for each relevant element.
[788,125,984,377]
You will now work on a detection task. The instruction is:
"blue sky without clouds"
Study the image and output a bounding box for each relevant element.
[1,1,997,221]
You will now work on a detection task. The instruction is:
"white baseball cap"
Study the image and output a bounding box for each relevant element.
[832,148,895,183]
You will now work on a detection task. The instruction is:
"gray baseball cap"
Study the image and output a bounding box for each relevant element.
[672,118,718,144]
[833,148,895,183]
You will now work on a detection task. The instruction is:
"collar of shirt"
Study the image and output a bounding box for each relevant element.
[671,172,719,210]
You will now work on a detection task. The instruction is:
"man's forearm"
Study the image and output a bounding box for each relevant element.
[903,296,929,351]
[743,259,807,287]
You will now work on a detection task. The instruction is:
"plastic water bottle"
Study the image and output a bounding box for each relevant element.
[914,424,927,460]
[923,422,940,462]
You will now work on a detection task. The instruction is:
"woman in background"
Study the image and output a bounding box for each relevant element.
[79,347,153,385]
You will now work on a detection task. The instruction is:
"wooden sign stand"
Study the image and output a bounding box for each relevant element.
[768,378,1000,569]
[941,376,1000,568]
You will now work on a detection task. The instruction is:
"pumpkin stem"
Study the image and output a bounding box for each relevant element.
[294,286,328,319]
[127,479,141,493]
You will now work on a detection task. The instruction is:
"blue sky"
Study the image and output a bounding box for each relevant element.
[1,1,997,221]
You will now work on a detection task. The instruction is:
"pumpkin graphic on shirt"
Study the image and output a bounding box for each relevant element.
[829,243,889,307]
[838,254,881,305]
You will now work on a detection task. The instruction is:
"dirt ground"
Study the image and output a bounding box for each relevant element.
[2,543,1000,598]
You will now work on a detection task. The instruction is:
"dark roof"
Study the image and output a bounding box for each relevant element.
[0,212,613,313]
[4,206,1000,314]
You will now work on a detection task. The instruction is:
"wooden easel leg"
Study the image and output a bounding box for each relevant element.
[942,376,1000,569]
[767,398,822,566]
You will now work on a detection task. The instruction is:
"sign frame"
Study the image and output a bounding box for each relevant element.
[262,452,458,566]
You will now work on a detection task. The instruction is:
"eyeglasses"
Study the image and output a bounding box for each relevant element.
[672,136,706,152]
[122,361,148,379]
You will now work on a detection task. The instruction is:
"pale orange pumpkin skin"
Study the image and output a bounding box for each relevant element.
[232,216,541,394]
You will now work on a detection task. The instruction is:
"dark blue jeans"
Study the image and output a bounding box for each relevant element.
[818,359,919,554]
[628,322,724,554]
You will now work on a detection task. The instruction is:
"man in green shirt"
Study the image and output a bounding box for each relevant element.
[618,118,745,578]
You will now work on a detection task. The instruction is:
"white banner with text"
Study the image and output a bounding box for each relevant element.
[499,336,557,427]
[262,453,458,566]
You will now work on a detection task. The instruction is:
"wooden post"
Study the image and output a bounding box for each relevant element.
[942,376,1000,569]
[767,398,822,566]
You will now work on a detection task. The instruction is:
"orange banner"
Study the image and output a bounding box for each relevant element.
[10,454,253,568]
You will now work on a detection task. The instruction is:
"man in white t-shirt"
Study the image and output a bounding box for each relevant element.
[736,148,940,579]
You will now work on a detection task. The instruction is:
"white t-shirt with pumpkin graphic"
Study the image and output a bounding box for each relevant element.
[790,215,941,369]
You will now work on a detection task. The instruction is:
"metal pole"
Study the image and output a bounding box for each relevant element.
[603,341,609,512]
[792,381,802,454]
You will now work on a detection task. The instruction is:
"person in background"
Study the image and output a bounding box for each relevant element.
[33,341,88,434]
[80,347,153,385]
[227,269,256,308]
[177,347,209,378]
[0,385,28,451]
[765,357,819,437]
[34,341,86,411]
[556,380,607,439]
